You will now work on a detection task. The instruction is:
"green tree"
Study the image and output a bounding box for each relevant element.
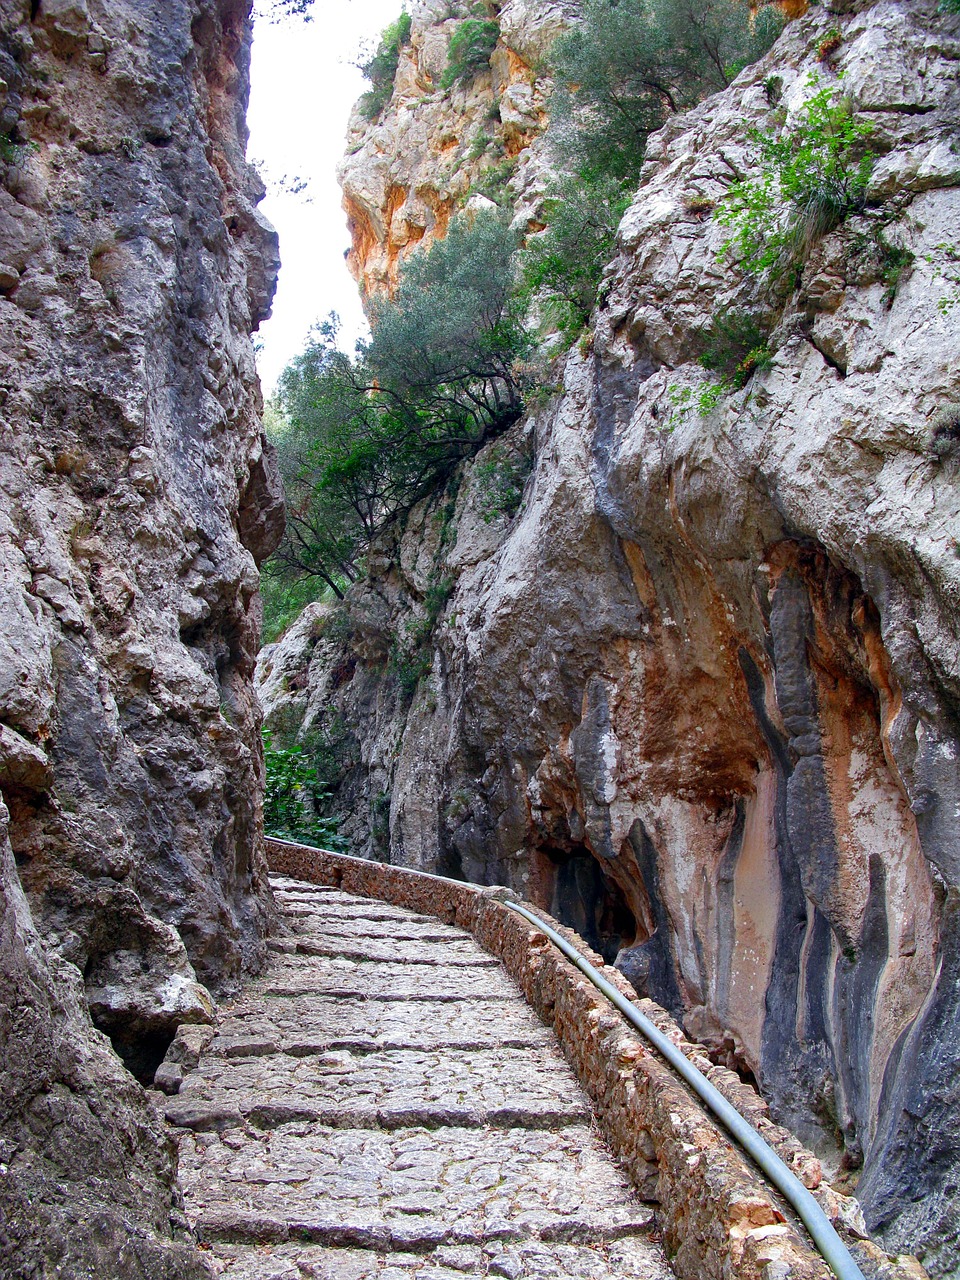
[368,210,528,430]
[525,0,784,341]
[268,211,529,591]
[549,0,784,184]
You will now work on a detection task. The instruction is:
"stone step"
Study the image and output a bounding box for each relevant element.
[288,916,469,943]
[210,995,556,1057]
[178,1123,654,1251]
[204,1235,673,1279]
[289,936,499,966]
[250,955,521,1001]
[165,1047,591,1133]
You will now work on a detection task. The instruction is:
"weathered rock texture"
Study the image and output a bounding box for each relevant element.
[0,0,281,1271]
[339,0,573,297]
[260,0,960,1272]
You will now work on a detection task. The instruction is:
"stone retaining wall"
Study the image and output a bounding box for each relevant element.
[266,839,926,1280]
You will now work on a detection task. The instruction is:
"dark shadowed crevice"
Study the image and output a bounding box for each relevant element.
[104,1026,178,1086]
[535,843,637,965]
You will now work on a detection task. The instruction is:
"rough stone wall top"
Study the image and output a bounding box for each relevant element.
[0,0,281,1270]
[338,0,575,297]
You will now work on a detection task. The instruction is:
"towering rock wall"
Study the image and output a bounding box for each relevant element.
[339,0,573,297]
[0,0,281,1272]
[259,0,960,1272]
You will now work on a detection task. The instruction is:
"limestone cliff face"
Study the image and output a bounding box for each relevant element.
[260,0,960,1272]
[0,0,280,1271]
[339,0,573,297]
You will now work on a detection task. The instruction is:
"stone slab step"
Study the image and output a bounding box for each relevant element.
[250,955,520,1002]
[204,1235,672,1279]
[210,995,555,1057]
[276,898,434,918]
[179,1124,653,1250]
[165,1047,591,1132]
[287,915,470,943]
[289,936,499,966]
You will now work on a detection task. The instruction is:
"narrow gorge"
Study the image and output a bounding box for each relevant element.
[0,0,958,1277]
[259,0,960,1274]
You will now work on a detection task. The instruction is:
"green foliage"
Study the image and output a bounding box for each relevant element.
[0,130,33,166]
[930,407,960,458]
[928,242,960,314]
[940,0,960,13]
[548,0,784,186]
[358,12,413,120]
[441,17,500,89]
[861,225,914,305]
[667,327,773,426]
[389,574,455,697]
[529,0,783,344]
[473,441,534,522]
[716,77,875,281]
[520,172,631,341]
[470,156,517,208]
[263,731,345,849]
[271,211,529,595]
[697,309,772,380]
[260,561,328,644]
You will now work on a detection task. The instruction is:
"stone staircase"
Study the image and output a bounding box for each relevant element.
[164,875,674,1279]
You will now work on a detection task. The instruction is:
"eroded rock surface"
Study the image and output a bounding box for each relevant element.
[167,876,672,1279]
[260,0,960,1270]
[339,0,573,296]
[0,0,281,1270]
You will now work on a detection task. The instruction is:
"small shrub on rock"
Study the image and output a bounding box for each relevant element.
[930,408,960,459]
[717,76,875,283]
[358,12,413,121]
[441,17,500,90]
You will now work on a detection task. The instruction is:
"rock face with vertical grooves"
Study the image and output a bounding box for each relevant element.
[258,0,960,1270]
[0,0,281,1273]
[166,876,674,1280]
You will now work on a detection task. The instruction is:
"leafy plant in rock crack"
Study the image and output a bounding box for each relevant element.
[716,76,875,284]
[262,730,345,849]
[357,12,413,121]
[928,242,960,314]
[666,309,775,426]
[441,16,500,90]
[473,440,534,523]
[389,574,456,698]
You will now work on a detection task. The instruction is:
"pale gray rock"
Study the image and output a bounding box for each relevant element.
[0,799,211,1279]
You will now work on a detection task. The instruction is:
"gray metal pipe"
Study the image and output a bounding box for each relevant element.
[503,899,866,1280]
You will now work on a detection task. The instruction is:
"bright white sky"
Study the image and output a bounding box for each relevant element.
[248,1,403,395]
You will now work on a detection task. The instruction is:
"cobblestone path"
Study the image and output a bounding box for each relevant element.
[166,876,674,1279]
